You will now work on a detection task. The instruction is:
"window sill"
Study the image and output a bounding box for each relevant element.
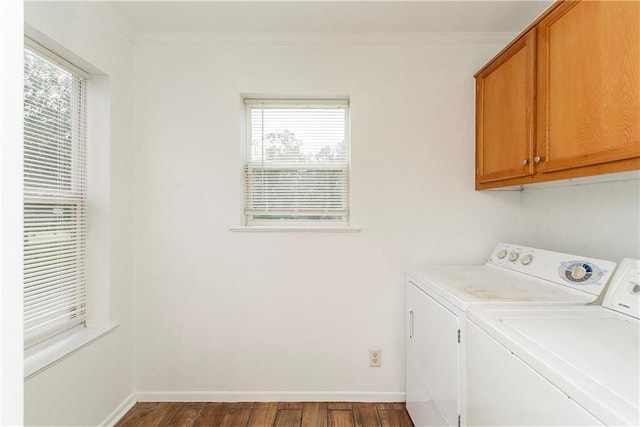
[230,225,362,233]
[24,323,119,380]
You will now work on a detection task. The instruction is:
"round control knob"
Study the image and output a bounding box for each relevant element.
[559,261,599,284]
[521,254,533,265]
[508,252,519,262]
[497,249,507,259]
[571,265,587,280]
[630,283,640,295]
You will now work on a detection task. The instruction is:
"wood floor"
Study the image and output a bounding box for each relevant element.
[115,402,414,427]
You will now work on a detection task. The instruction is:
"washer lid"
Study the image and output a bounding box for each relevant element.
[468,306,640,426]
[504,315,639,413]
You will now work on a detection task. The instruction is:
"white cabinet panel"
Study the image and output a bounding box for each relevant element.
[465,320,603,426]
[406,281,460,427]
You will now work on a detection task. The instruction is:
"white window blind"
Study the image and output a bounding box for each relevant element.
[23,42,88,348]
[244,99,350,225]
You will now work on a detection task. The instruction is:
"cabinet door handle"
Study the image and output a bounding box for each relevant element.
[521,159,529,166]
[409,310,414,339]
[534,156,542,163]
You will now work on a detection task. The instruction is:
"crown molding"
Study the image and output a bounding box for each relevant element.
[134,31,517,46]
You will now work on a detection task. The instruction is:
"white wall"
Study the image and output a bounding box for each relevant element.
[519,178,640,261]
[131,37,521,398]
[23,3,135,425]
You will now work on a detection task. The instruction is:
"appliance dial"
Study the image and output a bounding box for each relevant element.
[508,252,519,262]
[630,282,640,295]
[521,254,533,265]
[571,265,587,280]
[497,249,507,259]
[558,261,602,285]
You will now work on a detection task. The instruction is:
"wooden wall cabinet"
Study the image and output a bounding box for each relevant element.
[475,0,640,190]
[476,31,536,184]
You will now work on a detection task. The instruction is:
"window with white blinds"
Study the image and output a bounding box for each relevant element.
[244,99,350,225]
[23,42,88,348]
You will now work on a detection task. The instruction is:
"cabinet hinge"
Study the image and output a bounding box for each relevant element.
[457,329,461,344]
[458,414,461,427]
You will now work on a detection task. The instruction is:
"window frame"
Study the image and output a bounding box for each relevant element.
[242,98,351,228]
[23,38,89,349]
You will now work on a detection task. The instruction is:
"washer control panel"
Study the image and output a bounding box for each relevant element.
[603,258,640,319]
[488,243,617,296]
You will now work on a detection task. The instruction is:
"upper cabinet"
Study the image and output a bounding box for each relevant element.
[475,0,640,190]
[476,31,536,184]
[537,1,640,173]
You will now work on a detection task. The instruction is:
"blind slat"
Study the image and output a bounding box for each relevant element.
[25,270,86,291]
[24,293,87,317]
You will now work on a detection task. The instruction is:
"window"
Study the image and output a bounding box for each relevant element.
[244,99,350,226]
[23,41,88,348]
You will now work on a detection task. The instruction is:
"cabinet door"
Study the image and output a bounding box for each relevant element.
[476,30,536,185]
[536,0,640,173]
[406,282,460,427]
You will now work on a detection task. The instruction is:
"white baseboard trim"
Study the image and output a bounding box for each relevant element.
[135,391,405,403]
[99,393,136,427]
[99,390,405,424]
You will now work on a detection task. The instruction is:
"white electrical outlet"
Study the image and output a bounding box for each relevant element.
[369,349,382,367]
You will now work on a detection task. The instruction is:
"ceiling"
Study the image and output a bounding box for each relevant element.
[104,1,553,34]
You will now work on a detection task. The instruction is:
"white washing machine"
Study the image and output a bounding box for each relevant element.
[405,243,617,427]
[465,258,639,426]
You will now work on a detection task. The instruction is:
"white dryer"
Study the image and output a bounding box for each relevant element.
[465,258,639,426]
[405,243,617,427]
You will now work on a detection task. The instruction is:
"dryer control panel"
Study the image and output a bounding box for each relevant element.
[488,243,617,297]
[602,258,640,319]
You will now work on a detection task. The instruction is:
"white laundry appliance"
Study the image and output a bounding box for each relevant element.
[405,243,617,427]
[465,258,639,426]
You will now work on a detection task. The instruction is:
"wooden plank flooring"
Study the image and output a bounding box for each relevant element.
[116,402,414,427]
